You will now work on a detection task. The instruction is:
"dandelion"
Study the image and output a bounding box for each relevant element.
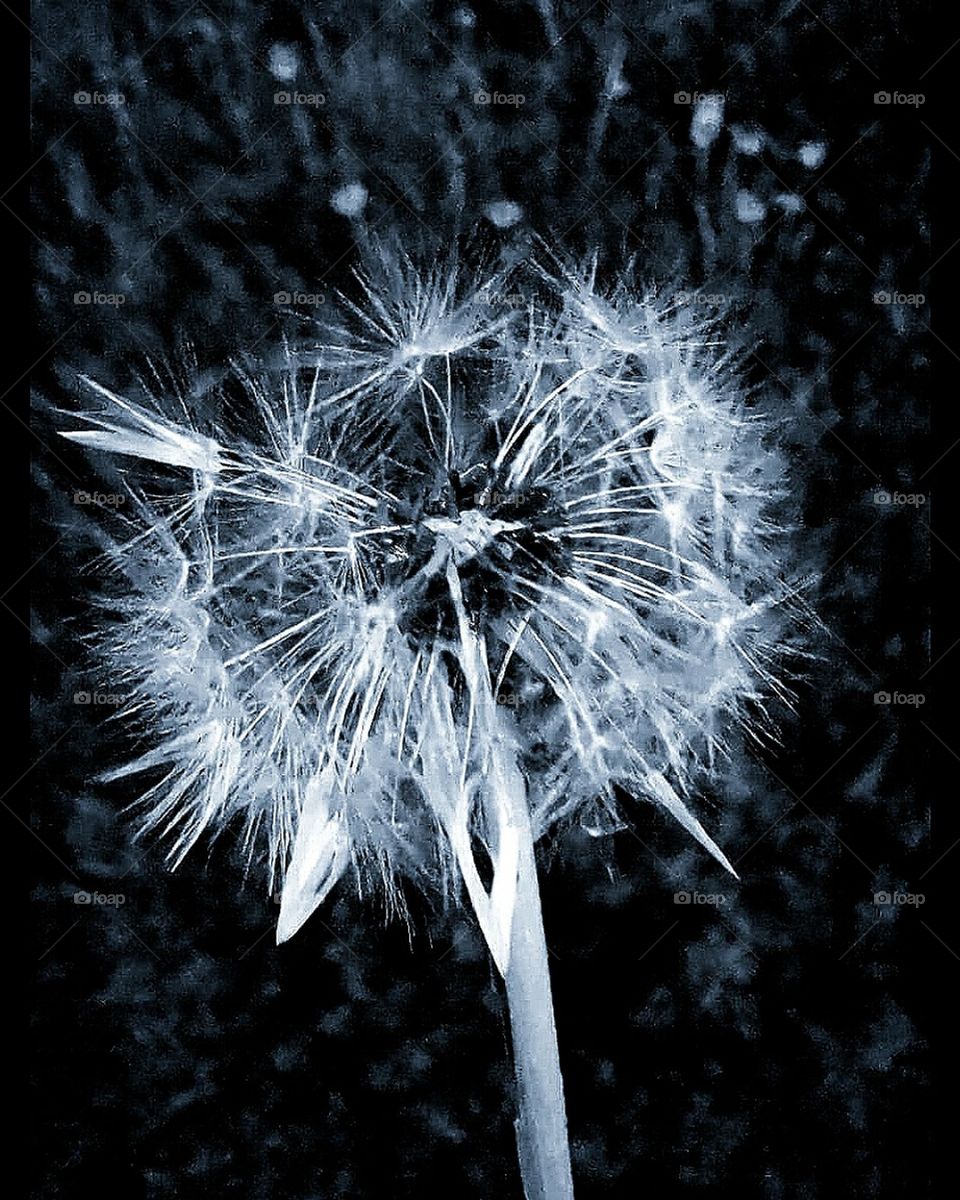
[62,249,797,1199]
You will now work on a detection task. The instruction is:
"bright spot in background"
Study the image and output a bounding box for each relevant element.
[269,43,299,83]
[798,141,827,169]
[332,183,369,218]
[775,193,805,214]
[730,124,765,155]
[486,200,524,228]
[690,94,725,150]
[608,71,630,99]
[735,190,766,223]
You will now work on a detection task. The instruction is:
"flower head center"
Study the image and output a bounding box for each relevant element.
[422,508,523,565]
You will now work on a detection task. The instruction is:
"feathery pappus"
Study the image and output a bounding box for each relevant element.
[62,250,798,969]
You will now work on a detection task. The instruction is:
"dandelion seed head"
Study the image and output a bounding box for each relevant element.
[64,250,799,959]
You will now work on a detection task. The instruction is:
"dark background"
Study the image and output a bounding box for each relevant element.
[22,1,945,1196]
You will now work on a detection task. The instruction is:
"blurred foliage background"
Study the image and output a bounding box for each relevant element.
[30,1,933,1196]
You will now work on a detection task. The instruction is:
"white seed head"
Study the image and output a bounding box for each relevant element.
[63,251,799,959]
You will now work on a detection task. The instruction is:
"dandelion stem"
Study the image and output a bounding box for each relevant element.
[504,784,575,1200]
